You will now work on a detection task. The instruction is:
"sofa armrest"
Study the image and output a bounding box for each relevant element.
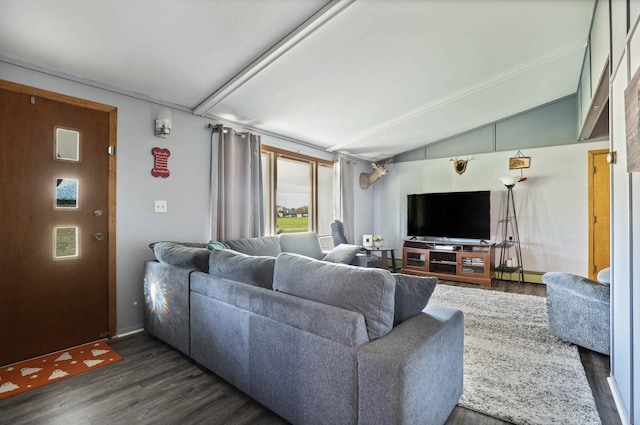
[351,252,367,267]
[143,261,193,355]
[357,305,464,425]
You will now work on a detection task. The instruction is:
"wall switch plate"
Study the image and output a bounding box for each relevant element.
[154,200,167,213]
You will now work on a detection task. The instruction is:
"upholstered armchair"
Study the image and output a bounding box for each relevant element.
[542,270,610,355]
[330,220,382,268]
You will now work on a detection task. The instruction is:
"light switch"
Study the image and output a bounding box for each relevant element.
[154,200,167,213]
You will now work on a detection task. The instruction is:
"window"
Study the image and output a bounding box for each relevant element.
[261,146,333,235]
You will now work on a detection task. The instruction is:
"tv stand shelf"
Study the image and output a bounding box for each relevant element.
[402,240,495,287]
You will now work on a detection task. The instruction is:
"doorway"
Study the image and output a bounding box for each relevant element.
[0,80,117,366]
[588,149,610,281]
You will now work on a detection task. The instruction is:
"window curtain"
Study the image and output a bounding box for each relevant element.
[210,125,264,242]
[333,157,355,243]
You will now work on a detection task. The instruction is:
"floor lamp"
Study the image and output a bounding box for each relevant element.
[497,176,524,284]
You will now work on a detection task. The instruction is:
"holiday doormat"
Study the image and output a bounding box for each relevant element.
[0,340,122,400]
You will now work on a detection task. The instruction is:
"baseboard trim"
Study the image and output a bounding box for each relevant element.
[608,375,631,425]
[114,327,144,339]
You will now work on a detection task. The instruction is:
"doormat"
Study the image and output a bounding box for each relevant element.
[0,340,122,400]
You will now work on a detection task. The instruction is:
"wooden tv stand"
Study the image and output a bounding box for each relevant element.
[402,240,496,287]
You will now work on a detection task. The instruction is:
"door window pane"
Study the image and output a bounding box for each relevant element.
[55,178,78,209]
[55,128,80,162]
[54,226,78,258]
[276,157,310,234]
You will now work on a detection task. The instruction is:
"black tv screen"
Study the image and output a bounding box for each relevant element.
[407,191,490,240]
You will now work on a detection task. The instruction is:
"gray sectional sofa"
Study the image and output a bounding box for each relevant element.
[143,233,464,425]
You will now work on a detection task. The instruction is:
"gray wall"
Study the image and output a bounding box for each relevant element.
[0,60,374,335]
[394,95,578,162]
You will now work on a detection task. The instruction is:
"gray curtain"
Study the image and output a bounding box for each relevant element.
[333,157,355,243]
[210,125,264,241]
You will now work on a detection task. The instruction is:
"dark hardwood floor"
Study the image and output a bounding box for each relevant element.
[0,281,621,425]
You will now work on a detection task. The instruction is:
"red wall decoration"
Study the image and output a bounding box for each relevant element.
[151,147,170,178]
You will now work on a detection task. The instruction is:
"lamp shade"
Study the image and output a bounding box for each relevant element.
[500,176,519,186]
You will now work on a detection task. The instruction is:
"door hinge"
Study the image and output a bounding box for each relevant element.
[593,215,597,224]
[107,146,116,156]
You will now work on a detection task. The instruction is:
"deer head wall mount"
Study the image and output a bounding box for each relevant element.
[359,158,391,189]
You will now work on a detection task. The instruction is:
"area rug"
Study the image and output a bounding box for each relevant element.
[0,340,122,400]
[429,284,601,425]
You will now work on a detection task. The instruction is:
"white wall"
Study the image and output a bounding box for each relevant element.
[0,61,374,335]
[372,142,607,275]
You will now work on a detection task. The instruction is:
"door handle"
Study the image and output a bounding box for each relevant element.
[93,233,105,241]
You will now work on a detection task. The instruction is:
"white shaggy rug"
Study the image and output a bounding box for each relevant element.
[429,284,601,425]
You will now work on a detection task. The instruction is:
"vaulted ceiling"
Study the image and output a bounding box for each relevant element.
[0,0,595,160]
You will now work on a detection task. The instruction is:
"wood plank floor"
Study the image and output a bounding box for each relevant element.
[0,281,621,425]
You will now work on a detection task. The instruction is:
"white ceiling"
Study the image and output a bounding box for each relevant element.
[0,0,595,160]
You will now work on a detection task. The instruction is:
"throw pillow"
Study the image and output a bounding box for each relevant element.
[207,240,228,250]
[323,244,362,264]
[392,273,437,325]
[278,232,324,260]
[225,236,282,257]
[208,249,276,289]
[273,253,395,341]
[152,241,210,272]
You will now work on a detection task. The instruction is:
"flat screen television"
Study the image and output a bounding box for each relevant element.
[407,190,490,240]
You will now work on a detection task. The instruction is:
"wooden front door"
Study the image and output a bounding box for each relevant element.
[0,81,117,366]
[588,149,611,281]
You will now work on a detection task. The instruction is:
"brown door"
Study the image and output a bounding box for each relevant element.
[0,81,116,366]
[588,149,611,280]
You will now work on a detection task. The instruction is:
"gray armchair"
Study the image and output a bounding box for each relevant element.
[542,270,610,355]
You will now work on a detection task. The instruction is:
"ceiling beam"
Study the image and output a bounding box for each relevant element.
[193,0,355,117]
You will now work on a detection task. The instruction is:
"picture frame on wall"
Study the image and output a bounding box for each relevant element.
[509,156,531,170]
[625,65,640,173]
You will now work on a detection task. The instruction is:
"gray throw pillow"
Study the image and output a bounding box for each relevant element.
[279,232,324,260]
[273,253,395,341]
[152,242,210,272]
[208,249,276,289]
[323,244,362,264]
[225,236,281,257]
[392,273,437,325]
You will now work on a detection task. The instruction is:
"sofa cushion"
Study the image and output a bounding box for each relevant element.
[273,253,395,341]
[392,274,437,325]
[278,232,324,260]
[208,249,275,289]
[225,236,281,257]
[323,244,362,264]
[151,241,210,272]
